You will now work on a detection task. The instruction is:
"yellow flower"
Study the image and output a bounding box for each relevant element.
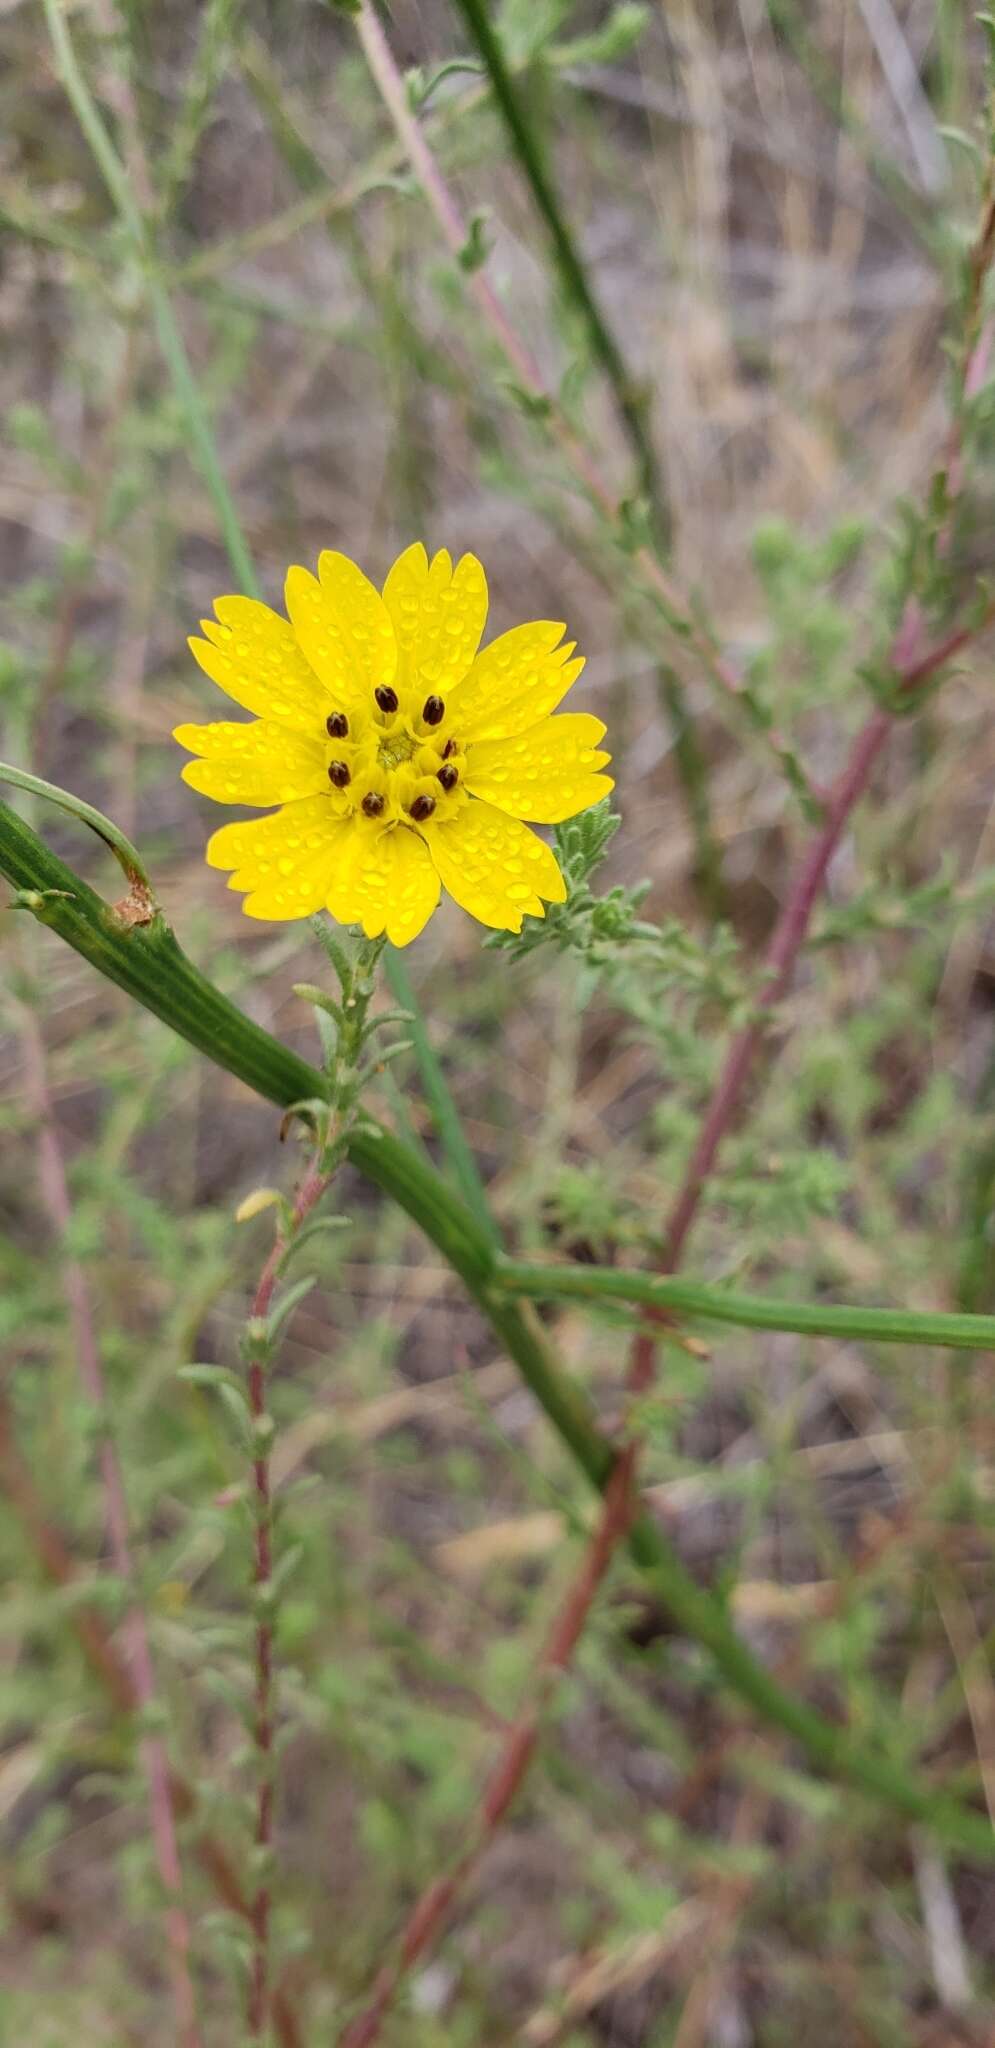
[174,543,613,947]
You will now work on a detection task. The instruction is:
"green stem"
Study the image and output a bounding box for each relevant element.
[3,802,992,1858]
[384,948,498,1244]
[147,284,259,595]
[623,1507,993,1856]
[0,762,151,892]
[495,1258,995,1354]
[450,0,670,549]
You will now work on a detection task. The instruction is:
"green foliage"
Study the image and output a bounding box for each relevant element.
[496,0,578,68]
[3,0,995,2041]
[552,5,651,69]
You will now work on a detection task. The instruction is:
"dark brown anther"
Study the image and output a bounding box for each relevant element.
[328,760,351,788]
[361,791,385,817]
[375,685,399,715]
[326,711,349,739]
[409,794,436,822]
[437,764,459,792]
[422,695,445,727]
[441,738,457,759]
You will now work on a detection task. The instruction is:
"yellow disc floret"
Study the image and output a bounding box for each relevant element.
[174,542,613,947]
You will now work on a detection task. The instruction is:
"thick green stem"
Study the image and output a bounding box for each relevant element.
[2,801,991,1858]
[495,1257,995,1354]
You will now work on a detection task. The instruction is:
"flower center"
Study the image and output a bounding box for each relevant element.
[321,689,468,830]
[377,729,417,770]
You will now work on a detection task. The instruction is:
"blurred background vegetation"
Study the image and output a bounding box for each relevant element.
[2,1,994,2042]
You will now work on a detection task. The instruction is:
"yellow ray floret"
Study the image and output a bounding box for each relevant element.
[332,820,442,948]
[383,543,489,704]
[174,543,613,946]
[424,802,567,931]
[189,597,331,730]
[464,713,613,824]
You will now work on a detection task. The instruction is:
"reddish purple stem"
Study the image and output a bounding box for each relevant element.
[660,707,891,1271]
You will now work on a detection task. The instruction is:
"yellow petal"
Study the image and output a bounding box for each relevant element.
[233,814,356,921]
[382,544,488,705]
[174,719,329,805]
[235,1187,283,1223]
[329,821,441,946]
[447,621,584,743]
[206,795,347,875]
[285,553,397,707]
[190,596,330,729]
[424,799,566,933]
[465,713,613,824]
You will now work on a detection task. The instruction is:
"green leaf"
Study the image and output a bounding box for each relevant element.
[936,125,982,168]
[178,1362,249,1398]
[293,984,343,1026]
[276,1212,351,1275]
[458,211,491,272]
[216,1381,253,1439]
[554,3,650,68]
[265,1275,317,1344]
[271,1543,305,1599]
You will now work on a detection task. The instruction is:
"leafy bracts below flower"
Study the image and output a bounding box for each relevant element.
[174,542,613,946]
